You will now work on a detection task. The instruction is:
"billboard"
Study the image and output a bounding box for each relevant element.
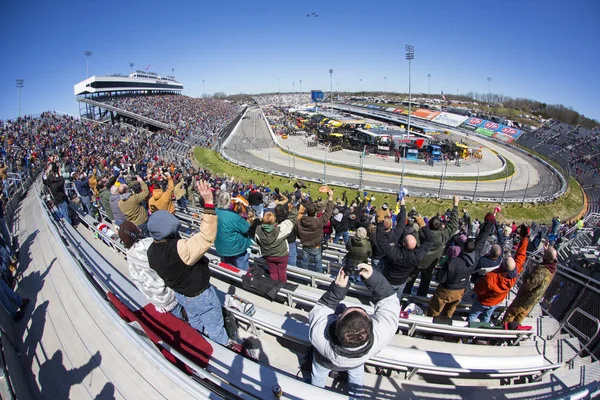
[431,112,469,127]
[496,126,523,139]
[480,121,500,131]
[475,127,495,137]
[463,117,484,130]
[412,109,440,120]
[311,90,324,102]
[493,132,515,143]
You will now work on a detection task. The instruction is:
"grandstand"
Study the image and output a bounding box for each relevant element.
[1,92,600,399]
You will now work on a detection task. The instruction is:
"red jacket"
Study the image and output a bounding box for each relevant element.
[474,238,528,307]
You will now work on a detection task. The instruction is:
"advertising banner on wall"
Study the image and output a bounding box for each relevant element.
[480,121,500,131]
[432,112,469,127]
[496,126,523,140]
[412,109,440,120]
[493,132,515,143]
[475,127,495,137]
[463,117,484,130]
[393,108,404,114]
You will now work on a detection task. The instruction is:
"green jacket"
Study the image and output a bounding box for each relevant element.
[255,209,298,257]
[417,206,459,270]
[344,236,372,267]
[99,187,113,221]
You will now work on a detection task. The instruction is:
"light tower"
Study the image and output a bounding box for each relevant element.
[405,44,415,135]
[129,62,134,72]
[84,50,92,78]
[384,76,387,94]
[487,77,492,116]
[203,79,205,96]
[299,79,302,93]
[16,79,24,118]
[172,68,174,77]
[329,69,333,104]
[360,78,363,96]
[428,73,431,101]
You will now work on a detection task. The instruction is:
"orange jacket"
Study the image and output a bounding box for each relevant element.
[474,237,528,307]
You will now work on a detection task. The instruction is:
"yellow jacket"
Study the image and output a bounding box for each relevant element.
[149,177,175,214]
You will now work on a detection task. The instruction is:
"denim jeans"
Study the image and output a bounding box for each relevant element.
[80,195,92,215]
[222,251,249,271]
[287,242,297,266]
[0,278,21,316]
[300,246,323,273]
[391,282,407,303]
[170,303,184,320]
[177,197,189,209]
[57,201,71,225]
[311,351,365,396]
[251,204,264,218]
[174,285,229,345]
[468,298,498,323]
[371,258,386,275]
[333,230,349,246]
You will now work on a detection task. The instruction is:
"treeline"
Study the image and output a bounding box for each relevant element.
[462,92,598,128]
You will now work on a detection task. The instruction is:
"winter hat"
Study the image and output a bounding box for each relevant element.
[148,210,180,240]
[457,234,468,244]
[446,245,461,258]
[382,203,388,210]
[118,221,141,248]
[356,227,367,239]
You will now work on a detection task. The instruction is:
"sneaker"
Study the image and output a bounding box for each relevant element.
[242,339,259,360]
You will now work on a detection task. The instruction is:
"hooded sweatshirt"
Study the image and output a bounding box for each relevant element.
[118,180,149,226]
[474,237,528,307]
[148,177,175,214]
[255,209,299,257]
[309,269,400,371]
[297,200,333,247]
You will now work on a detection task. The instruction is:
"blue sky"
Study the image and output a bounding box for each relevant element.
[1,0,598,120]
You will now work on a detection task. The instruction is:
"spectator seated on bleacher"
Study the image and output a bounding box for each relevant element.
[308,264,400,394]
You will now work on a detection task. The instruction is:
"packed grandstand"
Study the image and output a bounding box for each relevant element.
[1,88,600,399]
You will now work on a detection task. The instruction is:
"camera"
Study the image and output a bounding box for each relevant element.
[343,263,360,277]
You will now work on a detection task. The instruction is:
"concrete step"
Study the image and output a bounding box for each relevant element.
[536,316,562,338]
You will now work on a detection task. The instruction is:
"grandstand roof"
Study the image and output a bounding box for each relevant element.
[74,74,183,96]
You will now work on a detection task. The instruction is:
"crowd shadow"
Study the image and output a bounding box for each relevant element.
[15,229,39,276]
[34,349,103,400]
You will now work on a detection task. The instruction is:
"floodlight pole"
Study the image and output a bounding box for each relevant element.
[329,69,333,106]
[293,81,295,94]
[172,68,174,77]
[428,73,431,101]
[406,45,414,135]
[300,79,302,93]
[360,79,363,96]
[384,76,387,94]
[16,79,24,118]
[129,62,134,72]
[85,50,92,78]
[487,77,492,116]
[203,79,205,96]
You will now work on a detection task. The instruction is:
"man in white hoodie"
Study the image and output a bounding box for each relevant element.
[119,221,183,318]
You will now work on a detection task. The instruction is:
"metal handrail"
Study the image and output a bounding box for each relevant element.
[548,307,600,366]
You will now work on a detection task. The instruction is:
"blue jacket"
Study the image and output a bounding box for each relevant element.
[215,208,252,257]
[75,178,91,197]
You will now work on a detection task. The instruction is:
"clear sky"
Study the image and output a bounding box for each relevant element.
[1,0,598,120]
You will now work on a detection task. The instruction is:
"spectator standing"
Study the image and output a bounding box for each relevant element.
[309,264,399,395]
[214,191,252,271]
[404,196,460,297]
[255,205,298,282]
[344,227,372,269]
[44,162,71,225]
[118,176,150,236]
[297,189,333,274]
[427,218,494,318]
[74,172,92,215]
[148,173,175,214]
[503,244,558,324]
[248,186,264,218]
[469,228,529,323]
[109,184,126,227]
[147,181,229,345]
[376,200,434,300]
[119,221,183,318]
[331,206,351,245]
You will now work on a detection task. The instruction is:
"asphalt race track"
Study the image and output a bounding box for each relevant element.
[222,106,561,200]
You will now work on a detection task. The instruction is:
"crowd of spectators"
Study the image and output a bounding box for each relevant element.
[3,96,595,394]
[254,93,311,108]
[102,95,240,148]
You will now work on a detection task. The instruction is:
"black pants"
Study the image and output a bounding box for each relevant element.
[404,259,437,297]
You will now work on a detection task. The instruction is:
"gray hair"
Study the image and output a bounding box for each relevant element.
[215,190,231,209]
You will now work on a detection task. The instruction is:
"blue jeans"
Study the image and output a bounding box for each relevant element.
[391,282,407,303]
[251,204,264,218]
[80,195,92,215]
[177,197,189,209]
[0,278,21,316]
[333,230,349,245]
[301,246,323,273]
[468,298,498,323]
[174,285,229,345]
[57,201,71,225]
[170,303,184,320]
[287,242,297,267]
[311,351,364,395]
[0,217,11,251]
[222,251,249,271]
[371,258,386,274]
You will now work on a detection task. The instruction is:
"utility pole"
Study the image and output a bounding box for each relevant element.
[85,50,92,78]
[406,45,414,134]
[16,79,24,118]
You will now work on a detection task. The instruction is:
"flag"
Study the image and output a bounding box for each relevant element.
[441,90,447,102]
[145,65,151,71]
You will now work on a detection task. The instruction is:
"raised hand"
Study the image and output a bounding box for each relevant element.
[196,180,213,204]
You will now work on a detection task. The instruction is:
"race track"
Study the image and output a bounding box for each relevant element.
[222,106,561,200]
